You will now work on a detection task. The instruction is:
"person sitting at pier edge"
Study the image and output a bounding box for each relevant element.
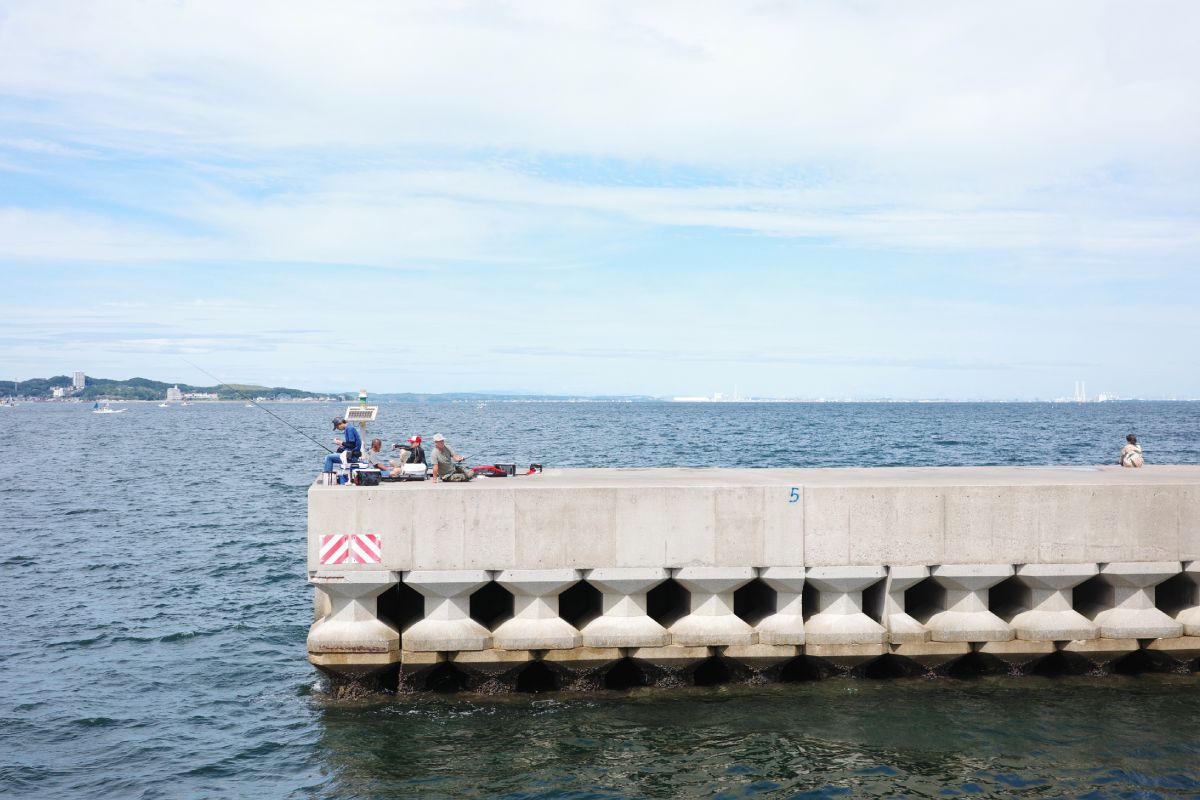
[395,435,427,468]
[1119,433,1144,468]
[322,417,363,474]
[432,433,473,482]
[365,438,405,478]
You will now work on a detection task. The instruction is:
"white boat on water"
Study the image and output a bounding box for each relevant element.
[159,402,171,408]
[244,403,254,408]
[93,401,127,414]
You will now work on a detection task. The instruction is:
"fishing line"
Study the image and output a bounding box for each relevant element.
[181,358,335,454]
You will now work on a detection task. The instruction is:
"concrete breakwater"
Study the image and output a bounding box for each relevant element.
[307,466,1200,692]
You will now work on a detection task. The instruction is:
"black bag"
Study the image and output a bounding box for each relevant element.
[352,469,381,486]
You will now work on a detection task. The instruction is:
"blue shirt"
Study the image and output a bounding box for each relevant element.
[340,424,362,452]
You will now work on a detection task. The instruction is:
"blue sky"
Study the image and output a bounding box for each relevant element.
[2,1,1198,399]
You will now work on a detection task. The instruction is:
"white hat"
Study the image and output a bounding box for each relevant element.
[433,433,445,442]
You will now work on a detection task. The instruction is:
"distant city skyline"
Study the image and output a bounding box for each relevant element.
[1,3,1198,400]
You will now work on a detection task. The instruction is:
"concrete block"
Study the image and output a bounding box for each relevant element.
[755,567,806,645]
[944,487,1037,564]
[309,651,399,674]
[492,569,582,650]
[581,568,670,648]
[977,639,1056,662]
[926,564,1014,642]
[804,566,887,645]
[1125,487,1180,563]
[714,487,767,566]
[408,491,469,569]
[1035,486,1097,564]
[1181,489,1200,561]
[850,487,944,566]
[615,488,715,567]
[1092,562,1184,639]
[762,484,804,566]
[890,640,970,668]
[669,567,756,646]
[351,492,415,569]
[462,488,516,569]
[1145,636,1200,661]
[514,488,615,568]
[452,648,532,676]
[1060,637,1139,661]
[804,642,887,666]
[628,644,712,667]
[989,488,1042,564]
[883,565,930,644]
[1176,561,1200,635]
[306,577,401,673]
[399,650,445,666]
[1010,563,1099,641]
[314,587,331,621]
[802,487,851,566]
[722,643,798,667]
[542,646,623,670]
[401,570,493,651]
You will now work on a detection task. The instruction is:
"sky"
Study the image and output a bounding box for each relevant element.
[1,1,1198,399]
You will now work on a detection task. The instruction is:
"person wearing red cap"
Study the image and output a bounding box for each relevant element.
[400,435,427,469]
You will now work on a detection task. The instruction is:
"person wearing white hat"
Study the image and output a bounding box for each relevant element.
[432,433,473,482]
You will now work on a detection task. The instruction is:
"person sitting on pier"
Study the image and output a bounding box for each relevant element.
[365,438,405,478]
[1119,433,1144,468]
[432,433,474,482]
[395,435,427,468]
[322,416,363,474]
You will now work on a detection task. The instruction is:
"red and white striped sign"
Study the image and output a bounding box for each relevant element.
[319,534,382,565]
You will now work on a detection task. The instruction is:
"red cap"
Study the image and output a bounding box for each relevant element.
[408,435,421,444]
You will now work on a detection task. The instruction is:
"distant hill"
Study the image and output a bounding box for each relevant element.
[3,376,656,403]
[3,375,340,401]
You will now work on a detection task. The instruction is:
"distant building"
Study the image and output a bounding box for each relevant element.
[52,387,66,398]
[183,392,219,401]
[166,385,183,402]
[72,371,85,390]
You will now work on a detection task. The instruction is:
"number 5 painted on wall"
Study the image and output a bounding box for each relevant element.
[788,487,800,504]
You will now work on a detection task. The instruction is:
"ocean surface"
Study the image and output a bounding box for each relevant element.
[1,400,1198,799]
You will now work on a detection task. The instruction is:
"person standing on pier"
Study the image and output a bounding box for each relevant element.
[432,433,473,482]
[1119,434,1144,468]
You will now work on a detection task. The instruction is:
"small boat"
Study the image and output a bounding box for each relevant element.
[159,402,170,408]
[93,401,127,414]
[244,403,254,408]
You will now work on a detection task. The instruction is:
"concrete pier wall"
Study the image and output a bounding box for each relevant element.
[307,466,1200,689]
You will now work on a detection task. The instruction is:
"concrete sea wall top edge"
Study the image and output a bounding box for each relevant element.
[311,465,1200,491]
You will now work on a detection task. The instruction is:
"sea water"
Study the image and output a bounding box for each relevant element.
[1,401,1198,799]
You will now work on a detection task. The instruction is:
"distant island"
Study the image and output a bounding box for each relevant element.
[1,375,656,403]
[3,375,337,402]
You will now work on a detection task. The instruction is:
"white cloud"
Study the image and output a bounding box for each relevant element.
[1,1,1198,174]
[2,166,1197,268]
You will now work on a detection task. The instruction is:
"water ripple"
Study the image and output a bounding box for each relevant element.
[2,402,1199,799]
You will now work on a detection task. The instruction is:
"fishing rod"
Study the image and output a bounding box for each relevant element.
[181,358,335,454]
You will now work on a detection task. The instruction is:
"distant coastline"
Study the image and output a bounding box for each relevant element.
[4,375,1196,404]
[2,375,337,402]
